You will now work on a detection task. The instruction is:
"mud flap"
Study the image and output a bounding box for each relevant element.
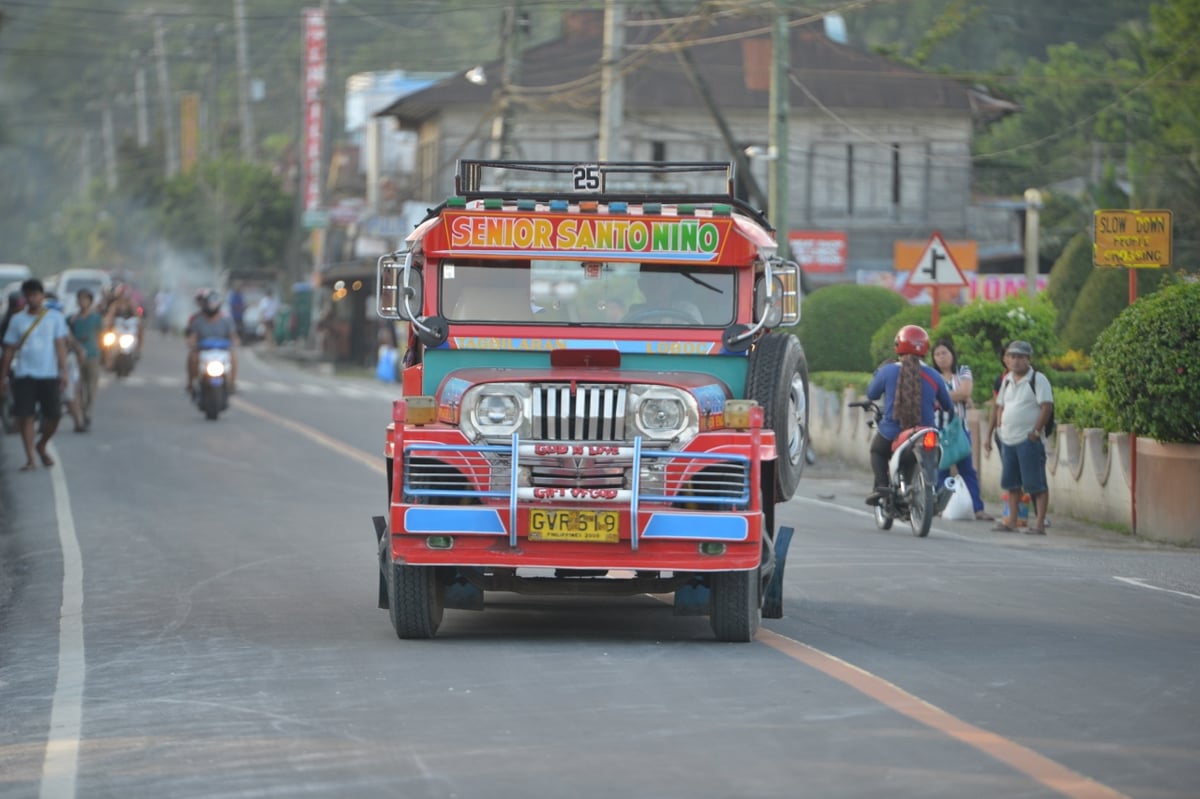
[761,525,795,619]
[934,485,954,517]
[673,578,710,616]
[373,516,389,609]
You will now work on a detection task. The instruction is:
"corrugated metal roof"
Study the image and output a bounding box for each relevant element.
[377,12,971,123]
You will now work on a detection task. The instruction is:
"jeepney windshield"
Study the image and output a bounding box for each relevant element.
[440,259,735,326]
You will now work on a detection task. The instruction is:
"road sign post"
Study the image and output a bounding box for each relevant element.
[905,231,968,327]
[1092,208,1173,537]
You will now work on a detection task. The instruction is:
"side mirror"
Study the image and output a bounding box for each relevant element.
[376,252,422,321]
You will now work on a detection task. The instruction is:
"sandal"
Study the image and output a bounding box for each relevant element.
[974,511,995,521]
[1025,526,1046,535]
[991,522,1017,533]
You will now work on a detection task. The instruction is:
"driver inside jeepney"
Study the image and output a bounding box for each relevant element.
[440,259,733,326]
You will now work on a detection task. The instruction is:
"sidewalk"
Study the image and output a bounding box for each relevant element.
[792,456,1171,550]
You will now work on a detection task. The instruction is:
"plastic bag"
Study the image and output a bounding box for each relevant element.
[941,476,975,520]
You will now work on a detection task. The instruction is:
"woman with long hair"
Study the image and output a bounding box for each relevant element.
[864,325,954,505]
[931,338,992,520]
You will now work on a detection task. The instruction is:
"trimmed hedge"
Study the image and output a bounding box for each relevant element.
[792,284,906,373]
[1093,278,1200,443]
[809,371,871,396]
[1052,387,1118,435]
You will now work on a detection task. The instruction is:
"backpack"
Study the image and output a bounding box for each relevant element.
[1000,368,1055,438]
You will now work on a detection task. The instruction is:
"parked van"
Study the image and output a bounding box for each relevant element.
[54,269,112,317]
[0,264,33,287]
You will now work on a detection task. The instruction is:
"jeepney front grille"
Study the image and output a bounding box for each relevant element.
[532,384,627,442]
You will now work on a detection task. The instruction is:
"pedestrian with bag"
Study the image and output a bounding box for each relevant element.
[0,278,71,471]
[931,338,992,521]
[985,340,1054,534]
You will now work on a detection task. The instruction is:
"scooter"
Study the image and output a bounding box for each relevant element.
[102,316,141,377]
[849,398,953,537]
[195,338,232,421]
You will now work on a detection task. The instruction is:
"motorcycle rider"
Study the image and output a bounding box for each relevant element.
[864,325,954,505]
[186,289,238,396]
[102,284,144,369]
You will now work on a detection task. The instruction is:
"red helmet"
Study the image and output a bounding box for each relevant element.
[894,324,930,357]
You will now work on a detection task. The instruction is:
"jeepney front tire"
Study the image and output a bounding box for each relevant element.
[709,569,761,642]
[388,561,444,639]
[747,333,809,502]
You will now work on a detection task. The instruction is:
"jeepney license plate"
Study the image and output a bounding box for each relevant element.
[528,509,620,543]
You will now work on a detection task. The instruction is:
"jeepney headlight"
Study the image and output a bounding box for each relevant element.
[628,386,698,442]
[461,384,531,440]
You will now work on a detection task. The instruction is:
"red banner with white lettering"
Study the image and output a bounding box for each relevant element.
[788,231,847,274]
[302,8,326,213]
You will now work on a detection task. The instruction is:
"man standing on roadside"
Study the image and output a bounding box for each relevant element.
[0,278,70,471]
[987,340,1054,534]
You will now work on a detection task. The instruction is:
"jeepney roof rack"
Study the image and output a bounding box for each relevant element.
[450,159,772,231]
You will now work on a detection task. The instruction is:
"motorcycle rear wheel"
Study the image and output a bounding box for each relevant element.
[909,469,935,538]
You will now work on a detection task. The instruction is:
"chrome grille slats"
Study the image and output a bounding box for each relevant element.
[532,383,627,442]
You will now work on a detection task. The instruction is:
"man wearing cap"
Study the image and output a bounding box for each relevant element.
[986,340,1054,534]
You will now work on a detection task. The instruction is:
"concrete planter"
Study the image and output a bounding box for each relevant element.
[1135,438,1200,546]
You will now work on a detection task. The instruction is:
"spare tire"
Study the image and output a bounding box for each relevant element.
[746,332,810,502]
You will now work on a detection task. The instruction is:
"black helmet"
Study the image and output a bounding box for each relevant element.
[202,291,222,314]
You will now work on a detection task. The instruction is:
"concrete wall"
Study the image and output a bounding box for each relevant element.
[810,385,1136,533]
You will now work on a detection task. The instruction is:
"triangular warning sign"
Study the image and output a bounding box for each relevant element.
[908,232,967,287]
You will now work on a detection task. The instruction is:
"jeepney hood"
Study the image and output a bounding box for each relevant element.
[438,367,731,402]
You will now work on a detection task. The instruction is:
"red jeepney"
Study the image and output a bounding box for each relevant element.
[374,161,809,641]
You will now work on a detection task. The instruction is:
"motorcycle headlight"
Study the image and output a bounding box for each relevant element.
[102,332,116,346]
[629,386,698,442]
[460,384,530,440]
[205,360,226,377]
[118,334,136,349]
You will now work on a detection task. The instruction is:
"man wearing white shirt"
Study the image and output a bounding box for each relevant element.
[0,279,70,471]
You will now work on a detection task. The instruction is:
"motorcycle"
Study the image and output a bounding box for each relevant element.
[195,338,232,421]
[102,316,141,377]
[849,398,954,537]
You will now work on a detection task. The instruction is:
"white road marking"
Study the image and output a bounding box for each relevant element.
[39,442,85,799]
[1113,577,1200,601]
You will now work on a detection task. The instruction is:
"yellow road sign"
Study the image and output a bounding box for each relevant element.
[1093,209,1172,268]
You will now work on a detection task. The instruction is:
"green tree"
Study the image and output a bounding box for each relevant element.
[1060,266,1169,352]
[793,285,906,373]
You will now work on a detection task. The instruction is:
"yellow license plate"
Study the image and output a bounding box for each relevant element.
[528,509,620,543]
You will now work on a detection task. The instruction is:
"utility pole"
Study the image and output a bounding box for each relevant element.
[491,1,522,160]
[79,131,93,192]
[135,65,150,148]
[234,0,256,161]
[102,105,118,190]
[598,0,624,161]
[767,2,789,242]
[154,15,179,177]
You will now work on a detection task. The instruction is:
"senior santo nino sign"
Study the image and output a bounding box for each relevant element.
[1093,209,1172,268]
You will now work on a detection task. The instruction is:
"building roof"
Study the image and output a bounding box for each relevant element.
[378,11,971,125]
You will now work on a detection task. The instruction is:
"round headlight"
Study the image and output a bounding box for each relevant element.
[205,360,226,377]
[102,332,116,346]
[638,397,685,431]
[118,334,136,348]
[460,384,530,440]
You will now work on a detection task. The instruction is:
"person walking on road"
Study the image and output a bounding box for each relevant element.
[931,338,992,521]
[985,340,1054,534]
[0,278,71,471]
[68,288,103,431]
[257,289,279,348]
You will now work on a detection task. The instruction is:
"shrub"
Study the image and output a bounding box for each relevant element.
[1060,267,1166,353]
[1052,387,1118,434]
[1093,278,1200,444]
[1047,349,1092,372]
[792,284,905,373]
[867,304,952,368]
[1046,231,1095,334]
[926,295,1059,406]
[1047,369,1095,391]
[810,371,871,396]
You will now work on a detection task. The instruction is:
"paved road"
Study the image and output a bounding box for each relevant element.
[1,334,1197,799]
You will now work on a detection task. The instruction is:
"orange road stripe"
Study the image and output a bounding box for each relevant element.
[232,397,386,476]
[759,629,1129,799]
